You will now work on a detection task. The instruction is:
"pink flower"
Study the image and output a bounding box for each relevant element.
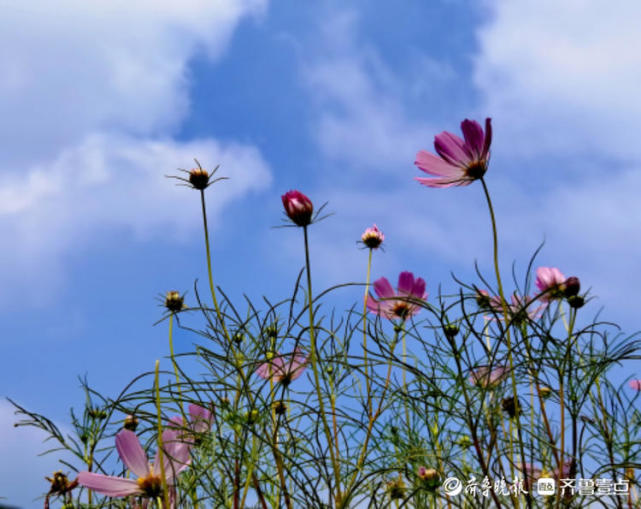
[281,190,313,227]
[469,365,508,388]
[629,380,641,391]
[256,348,308,385]
[535,267,567,301]
[367,271,427,321]
[169,404,214,442]
[518,461,573,489]
[77,428,190,500]
[361,224,384,249]
[415,118,492,188]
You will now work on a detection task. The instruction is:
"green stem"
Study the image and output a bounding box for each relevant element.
[155,360,170,508]
[303,226,342,505]
[200,189,230,342]
[480,177,528,508]
[363,248,373,416]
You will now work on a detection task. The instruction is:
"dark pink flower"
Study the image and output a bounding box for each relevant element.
[77,428,190,500]
[367,271,427,321]
[361,224,384,249]
[469,365,508,388]
[629,380,641,391]
[415,118,492,188]
[256,348,308,385]
[281,190,313,227]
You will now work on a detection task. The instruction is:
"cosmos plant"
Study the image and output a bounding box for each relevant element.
[10,118,641,509]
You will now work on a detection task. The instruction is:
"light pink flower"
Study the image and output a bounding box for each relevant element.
[629,380,641,391]
[415,118,492,188]
[367,271,427,321]
[256,348,308,385]
[518,461,573,489]
[77,428,190,500]
[535,267,567,301]
[281,190,313,227]
[169,404,214,441]
[469,365,508,388]
[361,224,384,249]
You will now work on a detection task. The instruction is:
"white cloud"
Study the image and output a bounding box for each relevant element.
[0,400,74,509]
[475,0,641,160]
[0,0,266,166]
[0,134,271,305]
[0,0,271,303]
[303,10,434,170]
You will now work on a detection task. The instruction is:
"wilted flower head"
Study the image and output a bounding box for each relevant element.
[415,118,492,188]
[256,348,308,386]
[629,380,641,391]
[469,365,508,388]
[361,224,385,249]
[367,271,427,321]
[281,190,314,227]
[77,428,190,499]
[535,267,567,301]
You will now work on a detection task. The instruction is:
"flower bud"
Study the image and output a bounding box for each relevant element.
[387,478,406,500]
[123,414,139,431]
[501,396,521,419]
[443,323,459,338]
[456,435,473,448]
[418,467,440,490]
[281,190,313,227]
[563,276,581,297]
[188,167,211,190]
[567,295,585,309]
[272,401,288,415]
[539,386,553,400]
[164,291,184,313]
[475,289,491,309]
[361,224,384,249]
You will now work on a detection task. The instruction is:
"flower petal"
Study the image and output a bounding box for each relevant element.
[434,131,471,165]
[411,277,427,300]
[415,176,469,188]
[115,429,150,478]
[77,472,140,497]
[415,150,461,177]
[482,118,492,158]
[397,272,417,296]
[373,277,394,298]
[460,119,484,158]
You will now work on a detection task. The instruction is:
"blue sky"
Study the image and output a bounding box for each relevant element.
[2,1,641,506]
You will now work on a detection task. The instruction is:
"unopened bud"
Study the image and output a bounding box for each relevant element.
[563,276,581,297]
[418,467,440,490]
[443,323,459,338]
[123,415,139,431]
[164,291,184,313]
[567,295,585,309]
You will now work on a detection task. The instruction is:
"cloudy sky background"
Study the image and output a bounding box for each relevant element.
[2,0,641,506]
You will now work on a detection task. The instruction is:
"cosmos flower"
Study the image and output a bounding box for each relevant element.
[468,365,508,388]
[168,404,214,442]
[415,118,492,188]
[77,428,190,500]
[366,271,427,321]
[281,190,314,227]
[361,224,385,249]
[535,267,567,301]
[256,348,308,385]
